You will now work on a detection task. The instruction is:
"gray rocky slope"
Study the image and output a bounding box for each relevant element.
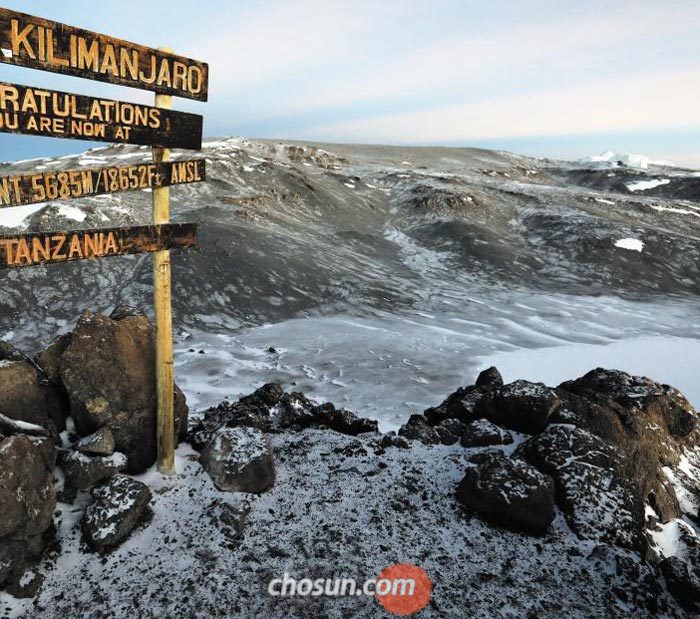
[1,140,700,617]
[1,138,699,350]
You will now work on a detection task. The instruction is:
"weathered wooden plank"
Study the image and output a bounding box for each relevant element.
[0,8,208,101]
[0,222,197,268]
[0,82,203,149]
[0,159,205,207]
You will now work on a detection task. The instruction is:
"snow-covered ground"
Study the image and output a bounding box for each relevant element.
[174,294,700,432]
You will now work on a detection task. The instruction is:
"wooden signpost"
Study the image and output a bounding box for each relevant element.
[0,8,208,474]
[0,223,197,268]
[0,8,208,101]
[0,159,205,206]
[0,82,203,148]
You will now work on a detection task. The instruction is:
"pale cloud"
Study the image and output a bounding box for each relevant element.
[194,1,386,94]
[300,68,700,143]
[245,3,699,118]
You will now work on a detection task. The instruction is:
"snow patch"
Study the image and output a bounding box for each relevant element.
[627,179,670,192]
[57,205,87,222]
[614,238,644,252]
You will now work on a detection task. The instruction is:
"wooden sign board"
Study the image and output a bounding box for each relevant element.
[0,82,203,149]
[0,159,205,207]
[0,222,197,268]
[0,8,208,101]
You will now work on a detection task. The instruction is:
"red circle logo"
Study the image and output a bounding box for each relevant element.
[375,563,432,616]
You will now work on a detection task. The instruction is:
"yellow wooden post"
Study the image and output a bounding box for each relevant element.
[153,48,175,474]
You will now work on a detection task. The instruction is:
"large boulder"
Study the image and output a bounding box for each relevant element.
[476,380,561,434]
[475,366,504,388]
[59,311,188,473]
[516,424,643,551]
[312,404,379,436]
[456,452,555,533]
[423,367,504,426]
[75,427,116,456]
[558,369,698,525]
[560,368,696,439]
[190,386,379,450]
[0,433,56,592]
[81,474,152,552]
[0,352,65,438]
[460,419,513,448]
[34,333,72,391]
[189,384,283,450]
[201,427,275,493]
[398,414,441,445]
[660,553,700,614]
[58,449,128,491]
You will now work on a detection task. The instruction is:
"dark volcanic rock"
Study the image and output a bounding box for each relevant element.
[560,368,696,438]
[81,474,152,552]
[59,311,188,473]
[379,433,411,449]
[433,418,467,445]
[75,427,116,456]
[398,414,441,445]
[240,382,285,408]
[477,380,561,434]
[277,391,317,429]
[460,419,513,448]
[0,433,56,592]
[475,366,504,388]
[660,554,700,613]
[558,368,697,524]
[424,368,504,427]
[201,427,275,494]
[189,384,283,450]
[59,449,128,490]
[425,387,486,425]
[456,452,555,533]
[34,333,72,390]
[313,404,379,436]
[109,306,146,321]
[0,356,65,438]
[516,424,643,551]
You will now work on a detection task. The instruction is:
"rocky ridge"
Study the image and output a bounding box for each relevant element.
[0,314,700,616]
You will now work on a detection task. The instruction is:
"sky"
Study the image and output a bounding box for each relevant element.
[2,0,700,167]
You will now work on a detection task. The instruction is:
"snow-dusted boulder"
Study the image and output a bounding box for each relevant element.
[81,474,152,552]
[433,418,467,445]
[398,414,441,445]
[477,380,561,434]
[201,427,275,494]
[516,424,643,551]
[189,384,284,450]
[660,552,700,614]
[0,433,56,593]
[460,419,513,448]
[457,452,555,533]
[59,449,128,491]
[0,351,66,439]
[75,427,116,456]
[59,310,188,473]
[558,368,698,526]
